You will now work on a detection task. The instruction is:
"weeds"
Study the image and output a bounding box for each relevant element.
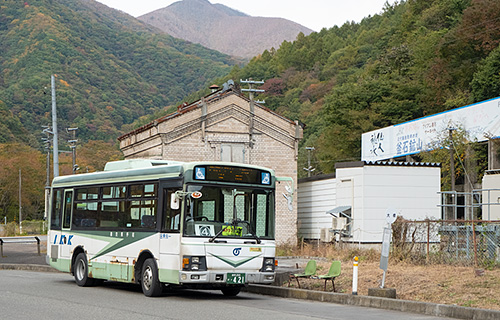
[0,220,46,236]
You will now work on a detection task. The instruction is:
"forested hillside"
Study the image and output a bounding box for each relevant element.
[2,0,500,221]
[216,0,500,176]
[0,0,235,145]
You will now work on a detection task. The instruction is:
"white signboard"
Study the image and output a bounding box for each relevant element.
[385,207,398,224]
[362,97,500,161]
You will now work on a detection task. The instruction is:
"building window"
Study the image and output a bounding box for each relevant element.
[221,144,245,163]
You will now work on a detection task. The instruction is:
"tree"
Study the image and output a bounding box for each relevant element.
[419,126,485,191]
[470,45,500,102]
[75,140,123,173]
[0,143,45,221]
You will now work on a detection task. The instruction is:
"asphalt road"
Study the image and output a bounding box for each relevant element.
[0,270,451,320]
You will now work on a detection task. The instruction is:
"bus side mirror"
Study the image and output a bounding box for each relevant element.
[171,193,180,210]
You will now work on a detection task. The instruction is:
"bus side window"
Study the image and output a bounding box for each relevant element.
[50,189,63,230]
[163,189,181,232]
[62,190,73,229]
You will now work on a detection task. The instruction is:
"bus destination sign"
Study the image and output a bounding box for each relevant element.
[194,165,271,185]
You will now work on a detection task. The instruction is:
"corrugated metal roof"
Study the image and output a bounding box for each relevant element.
[335,161,441,169]
[485,169,500,175]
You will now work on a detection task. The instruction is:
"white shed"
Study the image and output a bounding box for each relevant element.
[297,161,441,243]
[482,170,500,220]
[297,174,336,240]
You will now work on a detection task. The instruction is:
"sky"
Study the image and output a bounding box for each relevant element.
[96,0,396,32]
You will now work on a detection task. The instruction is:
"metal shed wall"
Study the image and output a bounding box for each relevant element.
[336,163,441,243]
[297,175,336,239]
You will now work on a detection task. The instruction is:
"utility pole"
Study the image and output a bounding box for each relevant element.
[19,169,22,235]
[448,128,456,220]
[42,126,52,220]
[449,128,455,192]
[51,75,59,177]
[303,147,315,177]
[241,79,265,148]
[67,127,79,174]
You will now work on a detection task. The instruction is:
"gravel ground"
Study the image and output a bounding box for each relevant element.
[0,236,47,265]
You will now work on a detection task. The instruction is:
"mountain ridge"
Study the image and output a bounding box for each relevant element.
[138,0,313,58]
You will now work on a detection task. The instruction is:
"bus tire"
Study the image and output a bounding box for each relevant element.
[221,287,241,296]
[74,253,95,287]
[141,258,162,297]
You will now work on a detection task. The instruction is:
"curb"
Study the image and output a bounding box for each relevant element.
[0,264,60,273]
[244,284,500,320]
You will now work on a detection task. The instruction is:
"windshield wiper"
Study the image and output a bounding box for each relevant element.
[236,219,261,244]
[209,219,239,243]
[209,226,227,243]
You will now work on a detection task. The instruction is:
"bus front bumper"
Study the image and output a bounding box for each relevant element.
[179,271,275,285]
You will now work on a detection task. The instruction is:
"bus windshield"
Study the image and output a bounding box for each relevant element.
[183,185,275,240]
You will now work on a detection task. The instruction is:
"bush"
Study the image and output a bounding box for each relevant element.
[0,220,46,236]
[0,222,18,236]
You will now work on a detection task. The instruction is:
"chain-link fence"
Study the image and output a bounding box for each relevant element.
[391,219,500,267]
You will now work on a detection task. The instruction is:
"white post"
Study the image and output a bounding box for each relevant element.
[352,256,358,295]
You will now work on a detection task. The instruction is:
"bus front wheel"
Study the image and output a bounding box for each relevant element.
[74,253,95,287]
[221,287,241,296]
[141,258,162,297]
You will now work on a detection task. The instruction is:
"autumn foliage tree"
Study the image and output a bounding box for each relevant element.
[0,143,45,222]
[0,141,123,223]
[57,140,123,175]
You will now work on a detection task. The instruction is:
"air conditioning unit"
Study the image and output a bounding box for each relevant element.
[332,217,347,230]
[320,228,334,242]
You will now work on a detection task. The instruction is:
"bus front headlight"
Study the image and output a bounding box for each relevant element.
[182,256,206,271]
[261,257,275,272]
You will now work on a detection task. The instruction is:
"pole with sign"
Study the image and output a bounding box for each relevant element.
[380,208,397,288]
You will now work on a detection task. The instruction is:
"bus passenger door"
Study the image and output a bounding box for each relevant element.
[159,183,182,284]
[60,189,74,260]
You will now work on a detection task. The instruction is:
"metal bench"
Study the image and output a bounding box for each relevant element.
[0,236,41,257]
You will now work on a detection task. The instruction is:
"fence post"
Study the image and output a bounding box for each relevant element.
[35,236,40,256]
[426,220,430,263]
[472,220,478,266]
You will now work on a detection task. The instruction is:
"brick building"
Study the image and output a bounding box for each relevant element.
[118,81,303,244]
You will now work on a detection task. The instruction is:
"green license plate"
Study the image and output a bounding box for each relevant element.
[226,273,245,284]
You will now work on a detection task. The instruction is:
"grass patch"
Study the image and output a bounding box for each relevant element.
[278,242,500,311]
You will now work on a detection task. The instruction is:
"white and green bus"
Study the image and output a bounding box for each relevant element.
[47,159,286,297]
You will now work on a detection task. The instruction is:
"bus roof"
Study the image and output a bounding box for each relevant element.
[51,159,275,188]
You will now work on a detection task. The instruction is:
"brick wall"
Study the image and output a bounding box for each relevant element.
[119,91,301,244]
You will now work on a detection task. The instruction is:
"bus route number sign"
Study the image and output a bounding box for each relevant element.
[226,273,245,284]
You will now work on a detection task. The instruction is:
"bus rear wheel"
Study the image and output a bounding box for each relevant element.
[141,258,162,297]
[74,253,95,287]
